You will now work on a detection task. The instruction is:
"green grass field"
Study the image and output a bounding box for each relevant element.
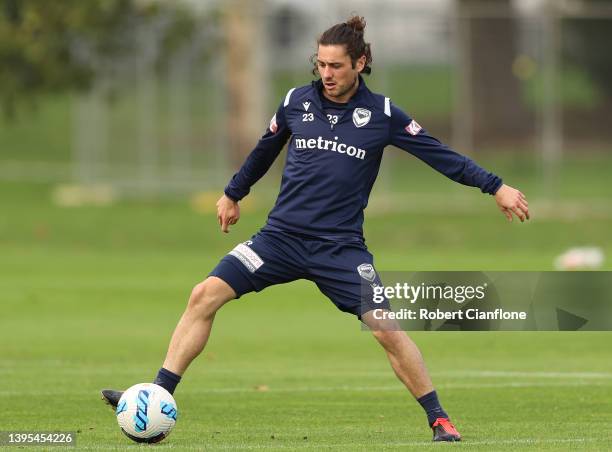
[1,149,611,450]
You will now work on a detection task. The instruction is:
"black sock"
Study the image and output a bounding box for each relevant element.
[417,390,448,427]
[153,367,182,395]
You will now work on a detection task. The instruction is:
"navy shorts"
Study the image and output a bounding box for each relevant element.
[209,230,387,317]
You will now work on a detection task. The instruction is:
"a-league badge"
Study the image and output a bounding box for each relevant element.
[405,119,422,136]
[352,108,371,128]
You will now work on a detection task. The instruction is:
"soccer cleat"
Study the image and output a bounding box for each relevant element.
[432,417,461,442]
[100,389,124,409]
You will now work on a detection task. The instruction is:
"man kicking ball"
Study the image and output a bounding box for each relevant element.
[102,15,529,442]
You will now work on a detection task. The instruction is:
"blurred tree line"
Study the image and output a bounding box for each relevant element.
[458,0,612,143]
[0,0,197,119]
[564,0,612,102]
[457,0,529,145]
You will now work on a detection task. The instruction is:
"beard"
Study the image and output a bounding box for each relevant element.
[325,75,358,100]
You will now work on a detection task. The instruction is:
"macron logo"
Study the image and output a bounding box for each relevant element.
[294,136,366,160]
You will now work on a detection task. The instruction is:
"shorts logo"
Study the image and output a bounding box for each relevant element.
[229,243,264,273]
[352,108,371,128]
[405,119,422,136]
[269,114,278,133]
[357,263,376,282]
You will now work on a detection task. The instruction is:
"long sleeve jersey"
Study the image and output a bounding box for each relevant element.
[224,76,502,241]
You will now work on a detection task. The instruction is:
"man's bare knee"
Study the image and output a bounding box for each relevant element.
[187,277,236,318]
[372,328,393,344]
[372,329,407,351]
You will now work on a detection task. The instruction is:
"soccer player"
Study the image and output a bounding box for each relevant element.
[102,16,530,442]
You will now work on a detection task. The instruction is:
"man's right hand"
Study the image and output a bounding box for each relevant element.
[216,194,240,233]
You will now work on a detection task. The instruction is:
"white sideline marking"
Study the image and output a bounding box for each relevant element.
[210,438,596,450]
[366,193,612,220]
[183,380,612,395]
[2,380,610,397]
[3,365,611,380]
[68,438,600,450]
[433,370,612,379]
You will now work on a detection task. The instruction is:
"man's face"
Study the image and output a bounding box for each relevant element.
[316,45,365,102]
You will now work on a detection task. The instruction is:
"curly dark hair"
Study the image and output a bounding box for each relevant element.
[311,15,372,76]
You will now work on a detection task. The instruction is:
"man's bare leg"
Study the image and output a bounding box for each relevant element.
[361,311,432,397]
[361,311,460,441]
[162,276,236,375]
[101,276,236,407]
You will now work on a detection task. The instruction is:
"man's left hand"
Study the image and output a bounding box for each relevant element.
[494,184,530,222]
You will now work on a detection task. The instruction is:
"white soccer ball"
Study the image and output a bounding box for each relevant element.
[115,383,178,443]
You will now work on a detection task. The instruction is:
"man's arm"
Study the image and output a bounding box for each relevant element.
[217,103,291,233]
[388,104,529,222]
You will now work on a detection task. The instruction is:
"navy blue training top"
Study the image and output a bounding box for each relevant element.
[224,76,502,241]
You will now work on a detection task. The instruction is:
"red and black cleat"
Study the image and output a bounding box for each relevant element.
[432,417,461,442]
